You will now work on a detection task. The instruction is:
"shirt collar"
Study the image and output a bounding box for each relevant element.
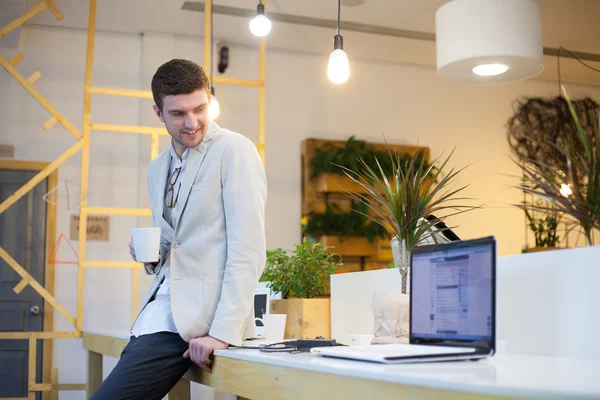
[169,139,190,168]
[169,121,219,162]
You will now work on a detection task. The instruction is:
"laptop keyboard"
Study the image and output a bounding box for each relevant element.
[353,344,477,356]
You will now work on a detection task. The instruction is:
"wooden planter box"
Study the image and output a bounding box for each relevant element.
[525,246,564,253]
[372,237,393,262]
[270,298,331,339]
[315,173,367,194]
[318,236,376,257]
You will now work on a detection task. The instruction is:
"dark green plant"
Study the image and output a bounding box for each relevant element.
[311,136,372,178]
[303,201,390,243]
[310,136,430,179]
[260,238,342,299]
[517,87,600,245]
[520,179,562,248]
[524,208,561,248]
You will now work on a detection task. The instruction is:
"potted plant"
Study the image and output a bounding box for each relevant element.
[517,87,599,245]
[260,238,342,339]
[523,208,561,252]
[520,180,562,252]
[508,94,599,248]
[339,147,478,293]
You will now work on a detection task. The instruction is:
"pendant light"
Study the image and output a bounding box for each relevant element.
[209,7,220,120]
[249,0,271,37]
[435,0,543,84]
[327,0,350,84]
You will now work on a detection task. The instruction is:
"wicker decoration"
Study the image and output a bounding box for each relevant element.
[507,96,599,187]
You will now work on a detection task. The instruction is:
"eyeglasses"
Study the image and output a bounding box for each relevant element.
[165,167,182,209]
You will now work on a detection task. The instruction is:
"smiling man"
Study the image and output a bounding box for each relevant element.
[91,59,267,399]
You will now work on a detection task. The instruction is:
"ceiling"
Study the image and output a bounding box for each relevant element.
[9,0,600,86]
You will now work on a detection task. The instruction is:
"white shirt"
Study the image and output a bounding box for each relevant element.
[131,141,190,337]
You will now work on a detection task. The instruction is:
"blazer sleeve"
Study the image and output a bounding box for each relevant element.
[208,137,267,346]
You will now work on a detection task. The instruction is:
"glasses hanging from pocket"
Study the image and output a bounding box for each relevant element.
[165,167,182,209]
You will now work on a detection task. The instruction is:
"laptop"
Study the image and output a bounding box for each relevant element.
[311,236,496,364]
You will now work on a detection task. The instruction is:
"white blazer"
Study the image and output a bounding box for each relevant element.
[139,122,267,346]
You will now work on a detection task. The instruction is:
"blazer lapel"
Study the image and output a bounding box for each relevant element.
[153,151,174,237]
[174,143,208,219]
[173,122,220,229]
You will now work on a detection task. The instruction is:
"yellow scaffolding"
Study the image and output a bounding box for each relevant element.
[0,0,267,397]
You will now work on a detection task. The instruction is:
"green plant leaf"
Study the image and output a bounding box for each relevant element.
[339,146,479,253]
[261,238,343,299]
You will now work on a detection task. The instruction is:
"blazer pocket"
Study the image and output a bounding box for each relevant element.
[190,178,213,194]
[203,271,225,326]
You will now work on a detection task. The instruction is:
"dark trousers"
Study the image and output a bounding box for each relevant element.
[90,332,192,400]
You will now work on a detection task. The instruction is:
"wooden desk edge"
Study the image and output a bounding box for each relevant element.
[82,333,519,400]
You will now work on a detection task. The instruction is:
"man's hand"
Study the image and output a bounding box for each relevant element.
[128,236,160,271]
[183,336,229,373]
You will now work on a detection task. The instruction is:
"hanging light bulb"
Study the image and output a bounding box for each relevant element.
[328,37,350,84]
[249,1,271,37]
[209,86,220,120]
[328,0,349,84]
[560,184,572,197]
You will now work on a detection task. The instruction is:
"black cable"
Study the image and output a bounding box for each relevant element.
[259,340,299,353]
[557,46,600,96]
[337,0,341,36]
[231,338,346,354]
[559,47,600,74]
[557,47,562,96]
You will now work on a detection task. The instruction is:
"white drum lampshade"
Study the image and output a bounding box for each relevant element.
[435,0,544,84]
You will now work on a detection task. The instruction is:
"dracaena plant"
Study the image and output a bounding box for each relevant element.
[517,87,600,246]
[338,147,479,259]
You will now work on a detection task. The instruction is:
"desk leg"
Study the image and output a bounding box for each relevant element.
[166,379,190,400]
[86,350,103,399]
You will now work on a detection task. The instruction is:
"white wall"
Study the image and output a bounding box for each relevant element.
[1,24,599,398]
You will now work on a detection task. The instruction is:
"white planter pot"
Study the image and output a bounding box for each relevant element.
[371,292,410,343]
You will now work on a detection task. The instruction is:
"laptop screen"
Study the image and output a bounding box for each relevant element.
[410,237,495,345]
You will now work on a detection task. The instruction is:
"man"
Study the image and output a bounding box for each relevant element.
[91,59,267,399]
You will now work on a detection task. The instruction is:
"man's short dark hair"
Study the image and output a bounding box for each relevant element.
[151,59,211,111]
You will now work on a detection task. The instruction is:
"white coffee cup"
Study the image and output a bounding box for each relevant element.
[132,227,161,263]
[255,314,287,341]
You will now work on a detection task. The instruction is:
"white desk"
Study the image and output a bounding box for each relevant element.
[217,348,600,399]
[331,247,600,359]
[83,331,600,399]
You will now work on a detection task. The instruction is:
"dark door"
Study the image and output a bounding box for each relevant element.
[0,168,46,400]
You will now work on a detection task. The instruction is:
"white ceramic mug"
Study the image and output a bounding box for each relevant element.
[131,227,161,263]
[255,314,287,341]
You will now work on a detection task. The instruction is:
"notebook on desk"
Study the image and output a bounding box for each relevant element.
[312,236,497,364]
